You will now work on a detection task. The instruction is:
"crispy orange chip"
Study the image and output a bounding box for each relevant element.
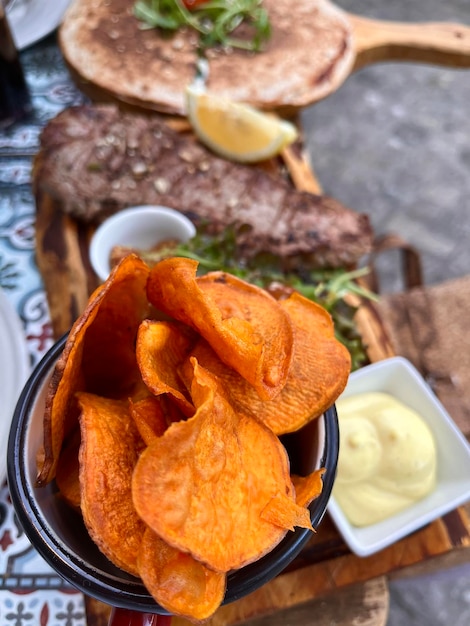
[138,527,226,621]
[38,254,150,485]
[129,396,169,446]
[146,257,294,400]
[55,428,81,510]
[136,320,196,416]
[261,491,313,532]
[77,392,146,576]
[292,469,325,508]
[132,358,302,572]
[185,291,350,434]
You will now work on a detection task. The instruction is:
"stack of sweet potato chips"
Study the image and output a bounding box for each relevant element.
[37,254,350,621]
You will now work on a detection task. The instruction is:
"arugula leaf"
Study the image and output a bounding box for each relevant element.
[134,0,271,52]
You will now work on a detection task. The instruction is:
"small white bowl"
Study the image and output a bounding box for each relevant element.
[328,356,470,557]
[90,205,196,282]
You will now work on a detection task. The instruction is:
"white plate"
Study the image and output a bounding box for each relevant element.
[0,288,30,485]
[7,0,72,50]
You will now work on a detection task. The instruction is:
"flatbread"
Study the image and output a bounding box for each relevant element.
[59,0,355,115]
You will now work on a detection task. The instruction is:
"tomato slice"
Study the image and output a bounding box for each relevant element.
[182,0,210,9]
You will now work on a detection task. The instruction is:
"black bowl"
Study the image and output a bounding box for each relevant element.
[8,334,339,614]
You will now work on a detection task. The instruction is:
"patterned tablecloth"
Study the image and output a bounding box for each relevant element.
[0,33,89,626]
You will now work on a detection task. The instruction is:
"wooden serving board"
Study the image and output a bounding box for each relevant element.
[34,134,470,626]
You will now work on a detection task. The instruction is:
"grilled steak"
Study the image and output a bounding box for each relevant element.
[33,105,373,269]
[59,0,355,115]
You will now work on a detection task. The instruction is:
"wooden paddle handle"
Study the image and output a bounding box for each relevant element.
[349,14,470,70]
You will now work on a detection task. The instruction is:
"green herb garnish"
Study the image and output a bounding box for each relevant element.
[134,0,271,52]
[133,224,377,370]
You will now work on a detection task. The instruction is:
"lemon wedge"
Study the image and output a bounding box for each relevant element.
[185,86,298,163]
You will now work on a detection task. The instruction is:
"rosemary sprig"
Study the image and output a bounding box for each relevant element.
[134,0,271,52]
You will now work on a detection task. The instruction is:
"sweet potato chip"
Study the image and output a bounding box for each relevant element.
[279,291,351,416]
[133,358,306,572]
[260,491,313,532]
[55,427,81,510]
[77,392,146,576]
[146,257,294,400]
[292,469,325,508]
[262,470,325,533]
[38,254,150,485]
[183,291,350,434]
[129,396,169,446]
[136,320,196,416]
[138,527,226,621]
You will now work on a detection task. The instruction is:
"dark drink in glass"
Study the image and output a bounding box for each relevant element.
[0,5,32,128]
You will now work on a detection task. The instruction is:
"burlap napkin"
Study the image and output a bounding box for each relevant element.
[375,274,470,435]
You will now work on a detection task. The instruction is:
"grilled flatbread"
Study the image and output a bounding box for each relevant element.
[59,0,355,115]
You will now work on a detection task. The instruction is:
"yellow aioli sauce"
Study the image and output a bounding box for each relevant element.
[333,391,437,527]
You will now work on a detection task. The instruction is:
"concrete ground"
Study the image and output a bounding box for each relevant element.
[301,1,470,624]
[301,0,470,293]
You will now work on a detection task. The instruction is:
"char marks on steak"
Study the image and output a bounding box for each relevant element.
[34,105,373,269]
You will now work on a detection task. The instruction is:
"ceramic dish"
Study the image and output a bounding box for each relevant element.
[7,0,72,50]
[89,205,196,282]
[328,356,470,557]
[0,288,30,485]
